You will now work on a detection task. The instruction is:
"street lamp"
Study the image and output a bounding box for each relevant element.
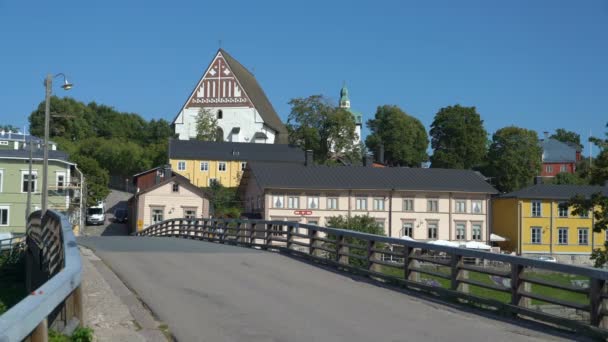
[41,73,73,215]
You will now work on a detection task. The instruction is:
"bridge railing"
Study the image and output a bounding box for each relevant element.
[0,211,83,342]
[136,218,608,338]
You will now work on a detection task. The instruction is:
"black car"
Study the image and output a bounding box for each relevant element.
[114,208,128,223]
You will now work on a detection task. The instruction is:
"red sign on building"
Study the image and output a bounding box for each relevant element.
[294,210,313,216]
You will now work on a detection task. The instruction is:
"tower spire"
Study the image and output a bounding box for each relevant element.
[339,82,350,109]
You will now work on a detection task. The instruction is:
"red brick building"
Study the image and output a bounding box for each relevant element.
[540,138,580,177]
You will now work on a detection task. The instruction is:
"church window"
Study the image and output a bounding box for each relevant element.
[217,110,223,119]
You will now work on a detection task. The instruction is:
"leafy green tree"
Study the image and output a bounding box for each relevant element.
[29,96,96,140]
[207,182,241,218]
[588,123,608,186]
[195,108,219,141]
[287,95,360,164]
[552,172,586,185]
[365,105,428,167]
[550,128,583,151]
[326,215,385,268]
[568,193,608,267]
[487,126,542,192]
[429,105,487,169]
[71,155,110,205]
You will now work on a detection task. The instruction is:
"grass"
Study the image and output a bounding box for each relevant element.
[380,263,589,306]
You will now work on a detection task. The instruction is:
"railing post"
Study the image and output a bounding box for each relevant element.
[450,254,463,292]
[74,285,84,326]
[590,278,606,327]
[287,223,295,251]
[264,223,272,249]
[249,222,255,245]
[511,263,525,309]
[336,235,348,265]
[367,240,380,273]
[308,229,317,257]
[30,318,48,342]
[403,246,417,282]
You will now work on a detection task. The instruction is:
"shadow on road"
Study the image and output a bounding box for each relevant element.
[100,222,130,236]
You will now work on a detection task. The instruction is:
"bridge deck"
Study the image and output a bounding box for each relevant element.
[78,236,578,342]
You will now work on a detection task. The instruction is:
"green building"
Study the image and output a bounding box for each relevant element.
[0,148,81,233]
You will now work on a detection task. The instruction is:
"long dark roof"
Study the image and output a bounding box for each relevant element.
[219,49,288,144]
[169,140,305,163]
[247,162,498,193]
[500,184,608,200]
[0,149,69,161]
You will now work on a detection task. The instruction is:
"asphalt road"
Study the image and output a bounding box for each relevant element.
[83,190,132,236]
[77,236,584,342]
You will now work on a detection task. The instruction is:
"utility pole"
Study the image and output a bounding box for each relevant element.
[41,74,52,215]
[26,136,33,220]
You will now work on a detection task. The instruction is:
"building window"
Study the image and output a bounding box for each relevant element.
[307,196,319,209]
[172,183,179,192]
[0,206,8,226]
[273,195,284,208]
[21,172,38,193]
[578,228,589,245]
[177,161,186,171]
[0,141,7,146]
[531,201,542,217]
[546,165,553,173]
[208,178,218,186]
[0,170,3,192]
[56,173,66,194]
[217,110,223,119]
[327,197,338,210]
[456,223,466,240]
[401,222,413,237]
[531,227,541,244]
[184,208,196,219]
[373,198,385,211]
[427,222,438,239]
[427,199,438,212]
[151,208,164,224]
[355,197,367,210]
[403,199,414,211]
[241,162,247,171]
[455,200,466,213]
[218,162,227,172]
[558,202,568,217]
[579,209,589,218]
[560,165,567,172]
[287,196,299,209]
[472,224,482,241]
[558,228,568,245]
[471,200,482,214]
[200,161,209,171]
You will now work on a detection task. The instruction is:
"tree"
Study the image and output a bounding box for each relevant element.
[326,215,385,268]
[71,155,110,205]
[568,193,608,267]
[552,172,586,185]
[589,123,608,186]
[194,108,219,141]
[550,129,583,151]
[365,105,428,167]
[287,95,360,164]
[429,105,487,169]
[487,126,542,192]
[206,182,241,218]
[0,125,20,133]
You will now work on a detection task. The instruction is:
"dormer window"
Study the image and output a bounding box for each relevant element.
[172,183,179,192]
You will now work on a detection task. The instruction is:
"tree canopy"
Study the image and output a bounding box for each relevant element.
[568,193,608,267]
[589,123,608,186]
[195,108,220,141]
[365,105,428,167]
[550,128,583,151]
[429,105,487,169]
[326,215,385,268]
[287,95,361,164]
[28,96,175,203]
[552,172,586,185]
[487,126,542,192]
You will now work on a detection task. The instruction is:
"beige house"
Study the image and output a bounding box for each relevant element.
[129,173,209,232]
[239,162,497,243]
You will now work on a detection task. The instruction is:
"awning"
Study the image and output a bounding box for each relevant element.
[490,233,507,242]
[464,241,492,250]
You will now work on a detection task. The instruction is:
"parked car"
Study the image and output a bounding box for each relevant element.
[534,255,557,263]
[114,208,128,223]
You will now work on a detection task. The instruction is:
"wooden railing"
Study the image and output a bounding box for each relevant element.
[136,218,608,339]
[0,211,83,342]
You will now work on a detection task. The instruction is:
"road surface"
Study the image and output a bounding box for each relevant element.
[78,236,582,342]
[83,190,132,236]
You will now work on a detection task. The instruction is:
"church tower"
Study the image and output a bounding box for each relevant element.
[339,83,362,145]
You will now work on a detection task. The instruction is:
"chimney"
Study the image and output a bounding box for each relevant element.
[163,164,172,178]
[363,154,373,167]
[534,176,543,185]
[543,131,549,139]
[305,150,313,166]
[155,169,161,185]
[378,144,385,165]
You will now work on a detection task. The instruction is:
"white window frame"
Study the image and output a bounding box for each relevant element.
[531,227,541,244]
[456,223,466,240]
[307,196,319,209]
[531,201,542,217]
[546,165,553,173]
[200,161,209,171]
[151,207,164,225]
[427,222,438,239]
[401,221,413,237]
[578,228,589,245]
[273,195,284,209]
[427,199,438,212]
[558,227,568,245]
[373,198,385,211]
[218,162,227,172]
[287,196,299,209]
[56,172,66,194]
[327,197,338,210]
[208,178,218,186]
[472,223,482,241]
[455,200,466,213]
[558,202,568,217]
[21,170,38,193]
[403,198,414,212]
[355,197,367,210]
[172,183,179,193]
[560,164,567,172]
[177,161,186,171]
[183,208,197,219]
[0,206,9,226]
[471,200,483,214]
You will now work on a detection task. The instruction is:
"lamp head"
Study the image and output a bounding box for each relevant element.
[61,79,73,90]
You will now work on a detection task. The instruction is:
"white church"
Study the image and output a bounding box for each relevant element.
[172,49,289,144]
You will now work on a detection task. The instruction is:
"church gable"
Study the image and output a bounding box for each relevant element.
[185,51,254,109]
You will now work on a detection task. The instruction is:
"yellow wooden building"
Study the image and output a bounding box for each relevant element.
[492,184,607,264]
[168,139,304,188]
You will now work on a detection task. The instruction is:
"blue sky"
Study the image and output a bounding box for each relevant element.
[0,0,606,155]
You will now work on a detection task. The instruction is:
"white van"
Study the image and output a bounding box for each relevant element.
[86,202,105,226]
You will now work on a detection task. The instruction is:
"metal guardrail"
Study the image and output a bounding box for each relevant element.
[0,211,83,342]
[0,234,25,255]
[136,218,608,338]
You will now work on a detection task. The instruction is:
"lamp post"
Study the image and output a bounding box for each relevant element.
[41,73,73,215]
